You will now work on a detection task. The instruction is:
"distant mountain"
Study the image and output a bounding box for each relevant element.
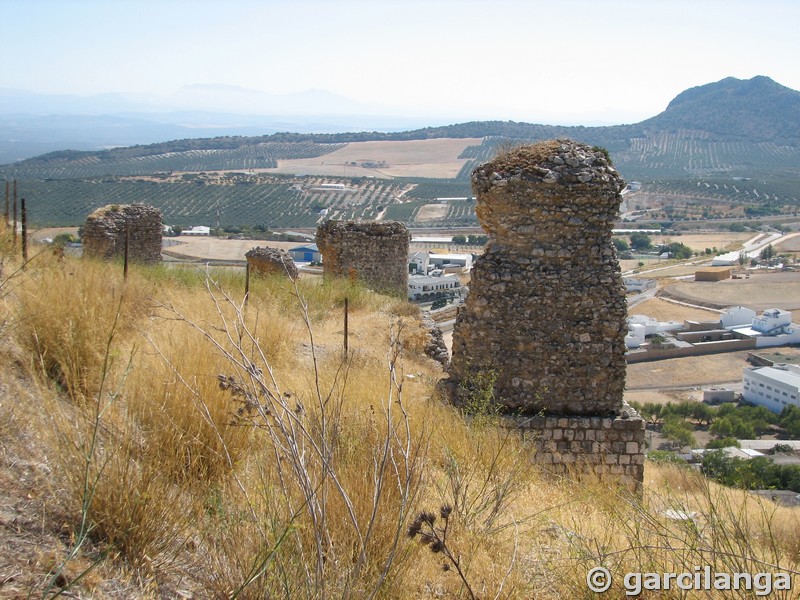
[0,86,450,163]
[3,76,800,192]
[640,76,800,144]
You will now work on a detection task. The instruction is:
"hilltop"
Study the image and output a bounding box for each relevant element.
[2,76,800,228]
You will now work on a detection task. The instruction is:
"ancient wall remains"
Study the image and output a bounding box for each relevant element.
[448,140,628,416]
[444,140,644,489]
[82,203,162,264]
[510,403,646,489]
[316,220,410,296]
[245,246,299,279]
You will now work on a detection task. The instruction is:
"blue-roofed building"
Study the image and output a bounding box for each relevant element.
[289,243,320,264]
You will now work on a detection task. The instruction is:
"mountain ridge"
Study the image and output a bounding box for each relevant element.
[6,75,798,170]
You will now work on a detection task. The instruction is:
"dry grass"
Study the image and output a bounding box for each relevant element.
[1,242,799,598]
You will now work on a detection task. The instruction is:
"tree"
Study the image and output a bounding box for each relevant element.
[661,417,696,450]
[451,234,467,244]
[780,405,800,438]
[760,243,775,261]
[738,250,747,266]
[661,242,693,260]
[629,232,652,251]
[705,437,741,449]
[468,235,488,245]
[612,237,630,252]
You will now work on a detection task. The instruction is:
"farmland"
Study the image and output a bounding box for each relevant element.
[2,127,799,229]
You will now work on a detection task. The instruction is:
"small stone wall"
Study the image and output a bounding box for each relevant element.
[506,403,645,490]
[315,220,410,295]
[82,203,162,264]
[245,246,299,279]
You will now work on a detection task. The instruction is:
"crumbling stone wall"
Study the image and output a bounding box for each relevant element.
[448,140,628,416]
[316,220,410,295]
[512,404,645,489]
[445,140,643,488]
[82,203,162,264]
[245,246,299,279]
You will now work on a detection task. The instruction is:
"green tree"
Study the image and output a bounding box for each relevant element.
[780,405,800,438]
[629,232,653,251]
[705,437,741,449]
[451,234,467,244]
[612,237,630,252]
[661,417,696,450]
[760,243,775,261]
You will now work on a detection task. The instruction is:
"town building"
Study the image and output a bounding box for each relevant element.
[408,273,462,301]
[183,225,210,236]
[409,251,429,274]
[289,243,321,263]
[428,252,473,273]
[742,364,800,413]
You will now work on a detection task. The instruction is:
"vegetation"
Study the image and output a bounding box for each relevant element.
[3,223,800,596]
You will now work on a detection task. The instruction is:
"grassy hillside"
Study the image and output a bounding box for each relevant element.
[2,225,800,597]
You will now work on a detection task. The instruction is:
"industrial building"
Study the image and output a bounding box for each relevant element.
[742,364,800,413]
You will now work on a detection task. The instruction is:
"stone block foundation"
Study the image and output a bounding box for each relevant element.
[504,403,645,490]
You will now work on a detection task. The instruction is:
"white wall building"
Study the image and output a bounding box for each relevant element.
[753,309,793,334]
[742,364,800,413]
[408,273,462,301]
[624,315,684,349]
[409,251,429,274]
[721,306,757,329]
[728,308,800,348]
[429,253,473,272]
[183,226,211,236]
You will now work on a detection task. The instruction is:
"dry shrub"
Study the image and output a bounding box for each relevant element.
[16,255,150,403]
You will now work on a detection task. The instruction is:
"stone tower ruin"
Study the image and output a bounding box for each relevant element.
[447,140,644,487]
[245,246,299,279]
[82,203,163,265]
[316,220,410,296]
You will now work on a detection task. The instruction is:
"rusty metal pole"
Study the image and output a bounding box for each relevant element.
[123,224,130,279]
[343,297,349,354]
[21,198,27,263]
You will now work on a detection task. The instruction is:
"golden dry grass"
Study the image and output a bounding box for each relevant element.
[1,241,799,598]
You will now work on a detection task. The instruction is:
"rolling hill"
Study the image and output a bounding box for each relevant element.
[2,76,799,227]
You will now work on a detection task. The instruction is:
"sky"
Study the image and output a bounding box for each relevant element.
[2,0,799,125]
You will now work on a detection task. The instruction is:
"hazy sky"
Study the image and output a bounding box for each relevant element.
[3,0,799,124]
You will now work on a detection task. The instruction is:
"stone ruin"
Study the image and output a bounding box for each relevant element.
[82,203,162,264]
[446,140,645,488]
[316,220,410,296]
[245,246,299,279]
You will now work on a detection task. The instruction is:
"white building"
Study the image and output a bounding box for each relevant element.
[742,364,800,413]
[408,273,462,301]
[727,308,800,348]
[753,309,792,334]
[721,306,757,329]
[429,253,473,272]
[409,251,429,275]
[624,314,683,348]
[183,226,211,236]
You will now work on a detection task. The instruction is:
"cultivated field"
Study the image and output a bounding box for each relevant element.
[663,271,800,312]
[265,138,482,179]
[414,203,451,222]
